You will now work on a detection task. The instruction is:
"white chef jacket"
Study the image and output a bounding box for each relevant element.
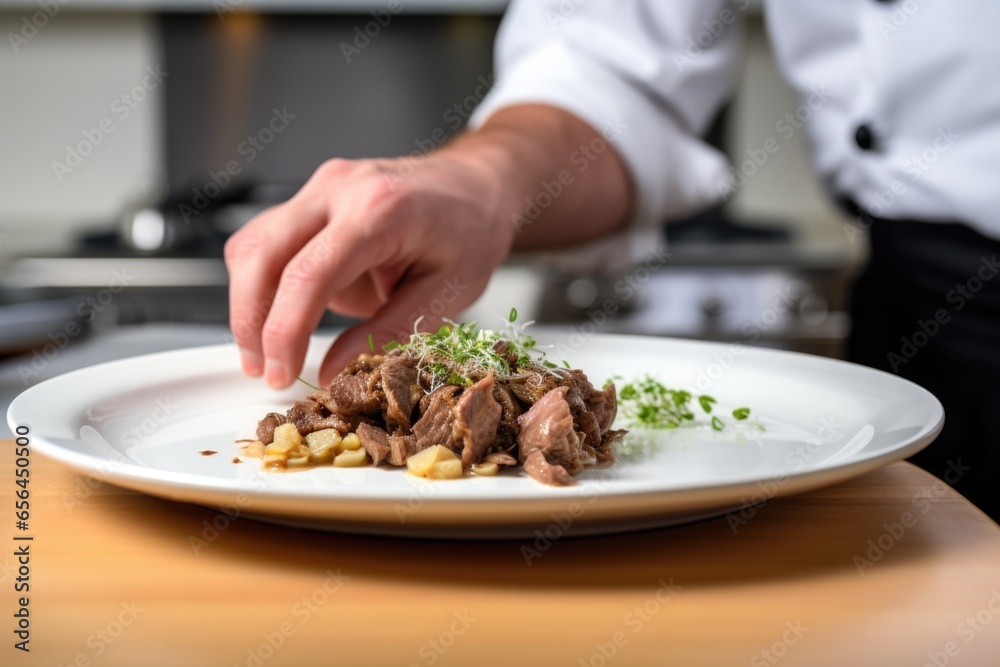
[471,0,1000,252]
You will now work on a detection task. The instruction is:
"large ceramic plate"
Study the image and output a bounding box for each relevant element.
[7,334,943,538]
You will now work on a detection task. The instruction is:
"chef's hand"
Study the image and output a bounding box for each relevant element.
[224,105,632,388]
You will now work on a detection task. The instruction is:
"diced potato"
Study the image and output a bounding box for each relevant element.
[305,429,342,462]
[333,448,369,468]
[407,445,464,480]
[341,433,362,451]
[406,445,458,477]
[306,428,342,450]
[265,442,292,457]
[268,423,302,454]
[278,422,302,442]
[426,459,463,480]
[471,462,499,476]
[242,441,265,458]
[262,453,287,468]
[307,447,336,464]
[286,455,311,468]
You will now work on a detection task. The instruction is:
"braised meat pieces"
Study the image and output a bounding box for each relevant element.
[255,350,624,485]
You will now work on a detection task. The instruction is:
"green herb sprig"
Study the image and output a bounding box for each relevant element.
[296,376,320,391]
[375,312,561,391]
[610,374,754,431]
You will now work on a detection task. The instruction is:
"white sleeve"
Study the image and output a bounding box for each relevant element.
[471,0,745,268]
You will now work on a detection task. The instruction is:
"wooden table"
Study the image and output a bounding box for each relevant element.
[3,448,1000,667]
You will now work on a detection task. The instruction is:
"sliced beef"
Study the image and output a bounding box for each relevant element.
[355,422,391,466]
[596,429,627,465]
[411,385,461,452]
[600,428,628,447]
[588,382,619,434]
[516,386,585,480]
[564,387,602,451]
[579,443,598,467]
[507,369,612,450]
[342,354,384,376]
[523,450,574,486]
[377,354,421,435]
[288,400,354,436]
[308,373,382,417]
[387,435,418,466]
[417,389,434,415]
[453,374,502,467]
[505,368,592,404]
[492,340,521,370]
[416,368,437,395]
[484,451,517,466]
[492,383,523,452]
[256,412,288,445]
[506,371,561,405]
[311,404,421,469]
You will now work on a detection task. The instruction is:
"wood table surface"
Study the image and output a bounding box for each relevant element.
[3,445,1000,667]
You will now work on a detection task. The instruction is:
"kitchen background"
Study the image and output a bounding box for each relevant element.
[0,0,858,437]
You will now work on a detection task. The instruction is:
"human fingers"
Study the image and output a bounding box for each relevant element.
[318,272,465,385]
[260,213,398,388]
[224,197,326,375]
[325,261,409,318]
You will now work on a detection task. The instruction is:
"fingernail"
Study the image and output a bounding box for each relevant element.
[240,349,264,376]
[264,358,287,388]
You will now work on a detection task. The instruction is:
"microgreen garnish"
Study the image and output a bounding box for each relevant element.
[613,375,760,432]
[388,316,565,391]
[367,333,375,352]
[296,376,320,391]
[732,407,751,420]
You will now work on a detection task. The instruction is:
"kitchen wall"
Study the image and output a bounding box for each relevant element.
[0,7,854,259]
[0,11,163,255]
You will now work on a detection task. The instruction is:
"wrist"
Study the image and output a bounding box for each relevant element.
[435,128,526,254]
[442,104,632,251]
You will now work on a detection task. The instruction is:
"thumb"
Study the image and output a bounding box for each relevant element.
[319,274,462,385]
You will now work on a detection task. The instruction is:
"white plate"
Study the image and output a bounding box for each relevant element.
[7,334,943,539]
